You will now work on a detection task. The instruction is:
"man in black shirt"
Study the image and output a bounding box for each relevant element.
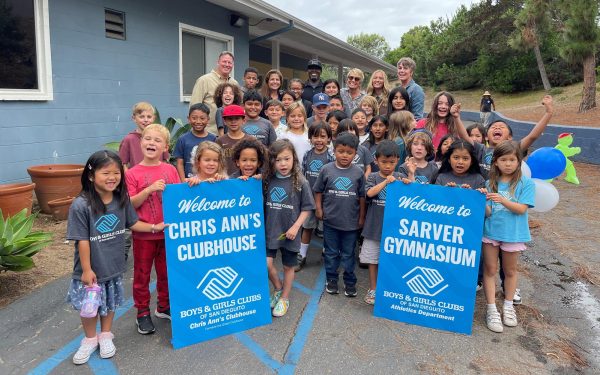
[301,58,324,103]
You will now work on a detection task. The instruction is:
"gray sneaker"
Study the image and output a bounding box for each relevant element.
[326,280,339,294]
[294,254,306,272]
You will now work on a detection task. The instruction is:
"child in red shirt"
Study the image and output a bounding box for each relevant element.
[125,124,180,335]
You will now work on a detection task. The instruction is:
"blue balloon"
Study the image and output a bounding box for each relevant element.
[527,147,567,179]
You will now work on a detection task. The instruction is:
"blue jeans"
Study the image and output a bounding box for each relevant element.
[323,223,358,286]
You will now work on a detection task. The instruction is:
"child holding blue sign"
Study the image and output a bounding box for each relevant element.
[481,141,535,333]
[361,140,407,305]
[264,140,316,317]
[314,132,366,297]
[435,140,485,189]
[68,150,166,365]
[230,138,265,179]
[187,141,228,183]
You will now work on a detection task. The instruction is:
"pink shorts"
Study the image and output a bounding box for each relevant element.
[482,237,527,252]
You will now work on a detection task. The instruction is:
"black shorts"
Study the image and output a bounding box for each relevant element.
[267,248,298,267]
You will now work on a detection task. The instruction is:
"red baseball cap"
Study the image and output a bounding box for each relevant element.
[222,105,245,118]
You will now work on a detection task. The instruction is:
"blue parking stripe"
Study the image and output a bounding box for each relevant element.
[28,282,157,375]
[234,333,281,373]
[88,353,119,374]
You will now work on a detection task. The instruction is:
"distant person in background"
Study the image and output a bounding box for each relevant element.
[340,68,367,116]
[302,58,325,103]
[366,69,391,116]
[241,67,260,94]
[480,91,496,127]
[396,57,425,120]
[190,51,238,135]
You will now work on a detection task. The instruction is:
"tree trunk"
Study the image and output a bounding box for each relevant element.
[579,52,597,113]
[533,42,551,91]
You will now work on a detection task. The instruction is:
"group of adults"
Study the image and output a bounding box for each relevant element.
[189,51,426,134]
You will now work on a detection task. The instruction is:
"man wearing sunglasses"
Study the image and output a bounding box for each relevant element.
[340,68,367,116]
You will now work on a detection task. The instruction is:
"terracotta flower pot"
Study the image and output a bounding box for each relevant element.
[0,182,36,217]
[27,164,84,214]
[47,196,75,221]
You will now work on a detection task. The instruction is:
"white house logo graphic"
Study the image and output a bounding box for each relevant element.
[309,159,324,172]
[415,175,430,184]
[270,186,288,203]
[352,154,360,163]
[244,125,260,135]
[378,186,387,200]
[333,176,352,191]
[95,214,119,233]
[197,267,244,300]
[402,266,449,297]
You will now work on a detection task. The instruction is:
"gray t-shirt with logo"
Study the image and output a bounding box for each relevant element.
[398,160,438,184]
[302,148,335,192]
[363,172,403,242]
[67,196,138,283]
[435,171,486,189]
[265,176,315,251]
[243,117,277,147]
[313,163,366,231]
[353,144,374,172]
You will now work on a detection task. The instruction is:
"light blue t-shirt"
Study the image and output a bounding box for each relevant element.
[483,176,535,243]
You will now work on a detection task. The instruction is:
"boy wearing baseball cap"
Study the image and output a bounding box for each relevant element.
[307,93,330,128]
[216,105,255,174]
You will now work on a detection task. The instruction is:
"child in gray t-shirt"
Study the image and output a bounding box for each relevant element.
[314,133,366,297]
[434,140,485,189]
[264,140,315,318]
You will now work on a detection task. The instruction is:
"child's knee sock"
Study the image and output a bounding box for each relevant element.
[299,243,309,257]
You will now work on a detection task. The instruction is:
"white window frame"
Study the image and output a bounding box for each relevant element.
[179,22,234,102]
[0,0,53,101]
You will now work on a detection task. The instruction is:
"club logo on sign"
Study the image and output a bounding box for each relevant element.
[403,266,449,297]
[95,214,119,233]
[333,177,352,191]
[197,267,244,300]
[270,187,288,203]
[244,125,260,135]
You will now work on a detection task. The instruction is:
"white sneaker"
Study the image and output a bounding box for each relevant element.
[486,310,504,333]
[73,336,98,364]
[513,289,522,305]
[503,305,518,327]
[98,332,116,359]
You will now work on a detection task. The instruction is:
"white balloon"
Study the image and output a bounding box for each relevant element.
[531,178,559,212]
[521,162,532,178]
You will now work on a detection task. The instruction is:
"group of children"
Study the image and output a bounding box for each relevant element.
[66,84,555,364]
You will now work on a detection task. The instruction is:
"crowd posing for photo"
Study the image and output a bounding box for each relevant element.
[66,51,554,365]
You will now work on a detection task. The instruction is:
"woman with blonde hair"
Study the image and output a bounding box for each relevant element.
[366,69,391,116]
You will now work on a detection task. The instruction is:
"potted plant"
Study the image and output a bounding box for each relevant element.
[0,209,53,272]
[47,196,75,221]
[27,164,84,214]
[0,182,36,217]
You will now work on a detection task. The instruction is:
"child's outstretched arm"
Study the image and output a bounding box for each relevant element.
[451,103,472,144]
[520,95,554,150]
[285,211,310,240]
[131,221,168,233]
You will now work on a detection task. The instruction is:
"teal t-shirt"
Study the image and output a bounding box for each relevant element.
[483,176,535,243]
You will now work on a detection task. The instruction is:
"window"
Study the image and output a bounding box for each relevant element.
[179,23,233,102]
[0,0,53,100]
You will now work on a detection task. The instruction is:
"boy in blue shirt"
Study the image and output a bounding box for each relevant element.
[313,132,366,296]
[173,103,217,180]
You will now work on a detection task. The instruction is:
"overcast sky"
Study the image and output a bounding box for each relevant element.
[263,0,476,47]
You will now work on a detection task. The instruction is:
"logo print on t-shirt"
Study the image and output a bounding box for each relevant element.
[378,186,387,200]
[333,177,352,191]
[309,159,324,172]
[415,175,430,184]
[244,125,260,135]
[484,151,493,165]
[270,187,288,203]
[95,214,120,233]
[352,154,360,163]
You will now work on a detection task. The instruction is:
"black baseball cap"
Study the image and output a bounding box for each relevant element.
[307,58,322,70]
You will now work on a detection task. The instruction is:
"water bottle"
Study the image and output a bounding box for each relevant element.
[80,284,101,318]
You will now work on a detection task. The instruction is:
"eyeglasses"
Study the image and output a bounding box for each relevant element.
[347,76,361,82]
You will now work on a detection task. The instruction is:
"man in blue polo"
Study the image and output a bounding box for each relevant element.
[301,58,324,103]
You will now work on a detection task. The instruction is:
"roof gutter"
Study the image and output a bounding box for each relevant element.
[249,20,294,44]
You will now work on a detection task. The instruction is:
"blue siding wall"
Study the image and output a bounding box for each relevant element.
[1,0,249,183]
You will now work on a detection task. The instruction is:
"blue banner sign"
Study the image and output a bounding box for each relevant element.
[373,183,485,335]
[163,179,271,349]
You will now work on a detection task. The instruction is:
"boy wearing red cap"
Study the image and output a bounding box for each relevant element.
[217,105,255,175]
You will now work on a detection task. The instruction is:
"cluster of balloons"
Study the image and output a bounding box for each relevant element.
[521,147,567,213]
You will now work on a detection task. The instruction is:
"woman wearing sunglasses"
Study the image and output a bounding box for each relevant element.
[340,68,367,116]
